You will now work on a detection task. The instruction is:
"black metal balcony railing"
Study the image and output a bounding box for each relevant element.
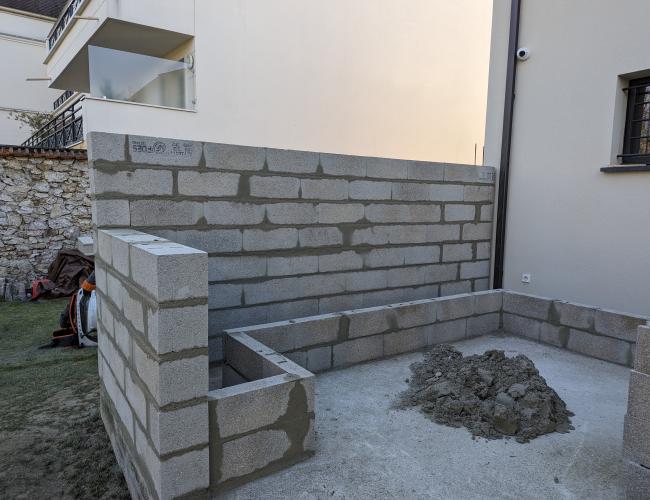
[48,0,84,51]
[53,90,75,110]
[22,98,84,149]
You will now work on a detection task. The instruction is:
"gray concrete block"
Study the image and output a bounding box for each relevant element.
[219,429,291,482]
[319,251,363,272]
[301,178,348,200]
[555,301,595,330]
[392,299,437,329]
[124,370,146,427]
[502,313,542,341]
[333,335,384,367]
[178,171,240,197]
[123,290,145,334]
[429,184,464,202]
[243,228,298,251]
[624,414,650,468]
[130,200,203,226]
[284,351,307,367]
[320,153,365,177]
[147,304,208,354]
[317,203,364,223]
[365,204,441,223]
[429,319,467,344]
[386,266,427,288]
[391,182,431,201]
[440,281,472,296]
[567,329,631,365]
[204,201,265,225]
[98,333,125,389]
[106,272,125,312]
[503,292,552,320]
[445,204,475,222]
[101,358,133,440]
[266,203,318,225]
[209,256,267,281]
[349,180,392,200]
[595,308,649,342]
[243,274,345,305]
[307,346,332,372]
[344,270,388,292]
[467,313,500,338]
[346,306,394,338]
[268,255,318,277]
[77,235,95,256]
[460,260,490,280]
[621,458,650,500]
[403,245,441,265]
[463,185,495,202]
[93,169,173,196]
[627,370,650,422]
[473,279,490,292]
[462,222,492,241]
[476,241,491,260]
[635,326,650,375]
[267,148,319,174]
[436,294,474,321]
[204,143,265,171]
[539,323,568,348]
[158,446,209,498]
[364,157,408,179]
[444,165,495,184]
[442,243,473,262]
[209,284,243,309]
[128,136,202,166]
[250,176,300,199]
[407,161,444,181]
[93,199,130,227]
[149,402,208,455]
[151,228,242,253]
[365,248,408,268]
[480,204,494,222]
[87,132,125,163]
[384,327,427,356]
[298,227,343,247]
[473,290,502,314]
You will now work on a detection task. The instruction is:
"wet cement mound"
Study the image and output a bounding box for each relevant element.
[397,345,574,443]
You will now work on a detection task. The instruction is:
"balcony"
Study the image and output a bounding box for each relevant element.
[22,97,84,149]
[47,0,85,52]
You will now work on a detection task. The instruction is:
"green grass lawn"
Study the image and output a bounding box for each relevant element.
[0,299,128,499]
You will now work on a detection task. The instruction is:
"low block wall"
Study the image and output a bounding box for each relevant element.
[87,132,496,363]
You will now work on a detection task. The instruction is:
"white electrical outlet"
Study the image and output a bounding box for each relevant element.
[521,273,531,284]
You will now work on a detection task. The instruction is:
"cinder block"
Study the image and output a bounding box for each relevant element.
[333,335,384,367]
[349,180,392,200]
[267,148,319,174]
[209,256,267,281]
[102,361,133,440]
[555,301,595,330]
[147,304,208,354]
[392,300,437,329]
[391,182,431,201]
[464,185,494,202]
[209,284,242,308]
[444,165,495,184]
[384,327,428,356]
[219,430,292,482]
[567,329,631,365]
[403,246,441,265]
[298,227,343,247]
[388,224,460,244]
[178,171,240,197]
[502,313,542,341]
[480,204,494,221]
[243,228,298,251]
[624,414,650,468]
[250,176,300,199]
[159,447,209,498]
[365,204,441,224]
[595,309,649,342]
[93,199,130,227]
[364,157,408,179]
[473,290,502,314]
[365,248,406,268]
[429,319,467,344]
[635,326,650,375]
[124,370,147,427]
[442,243,473,262]
[268,255,318,277]
[429,184,464,202]
[467,313,500,338]
[99,333,125,389]
[344,270,387,292]
[627,370,650,423]
[243,275,344,304]
[307,346,332,372]
[150,402,209,455]
[476,242,491,260]
[460,260,490,280]
[128,135,202,166]
[436,294,474,321]
[123,290,145,334]
[462,223,492,241]
[503,292,552,320]
[317,203,364,223]
[87,132,125,162]
[113,318,131,359]
[387,266,427,288]
[266,203,318,225]
[320,153,365,177]
[93,169,173,196]
[285,351,307,367]
[345,306,395,338]
[621,458,650,500]
[473,279,490,292]
[445,205,475,222]
[152,228,242,253]
[319,251,363,272]
[301,178,348,200]
[204,143,265,171]
[130,200,203,226]
[106,272,125,311]
[539,323,568,348]
[204,201,265,225]
[407,161,444,181]
[440,280,472,296]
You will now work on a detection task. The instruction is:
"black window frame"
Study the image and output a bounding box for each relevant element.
[621,76,650,165]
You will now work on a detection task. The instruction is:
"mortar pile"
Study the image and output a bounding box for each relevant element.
[398,345,574,443]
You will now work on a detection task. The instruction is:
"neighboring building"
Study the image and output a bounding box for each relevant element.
[485,0,650,315]
[0,4,62,145]
[41,0,492,164]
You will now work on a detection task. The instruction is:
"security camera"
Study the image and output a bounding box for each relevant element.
[516,47,530,61]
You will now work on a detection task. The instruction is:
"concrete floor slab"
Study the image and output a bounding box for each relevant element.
[222,334,630,499]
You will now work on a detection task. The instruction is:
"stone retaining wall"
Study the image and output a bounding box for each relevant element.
[0,148,91,300]
[87,132,496,363]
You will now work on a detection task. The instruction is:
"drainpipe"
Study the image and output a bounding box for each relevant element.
[493,0,522,289]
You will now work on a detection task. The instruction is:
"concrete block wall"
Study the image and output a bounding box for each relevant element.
[95,228,210,500]
[86,133,496,363]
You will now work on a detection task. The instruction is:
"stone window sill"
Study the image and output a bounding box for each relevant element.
[600,164,650,173]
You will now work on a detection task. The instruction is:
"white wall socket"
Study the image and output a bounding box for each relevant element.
[521,273,531,284]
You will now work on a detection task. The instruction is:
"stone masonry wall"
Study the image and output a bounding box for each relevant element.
[0,148,91,299]
[87,132,496,363]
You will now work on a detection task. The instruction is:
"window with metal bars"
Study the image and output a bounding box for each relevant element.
[621,77,650,164]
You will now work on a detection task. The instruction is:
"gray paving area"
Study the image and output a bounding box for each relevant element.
[223,334,630,500]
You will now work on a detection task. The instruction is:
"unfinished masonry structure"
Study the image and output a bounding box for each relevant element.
[89,133,650,499]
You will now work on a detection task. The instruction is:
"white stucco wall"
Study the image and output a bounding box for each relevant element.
[76,0,492,164]
[485,0,650,315]
[0,8,58,145]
